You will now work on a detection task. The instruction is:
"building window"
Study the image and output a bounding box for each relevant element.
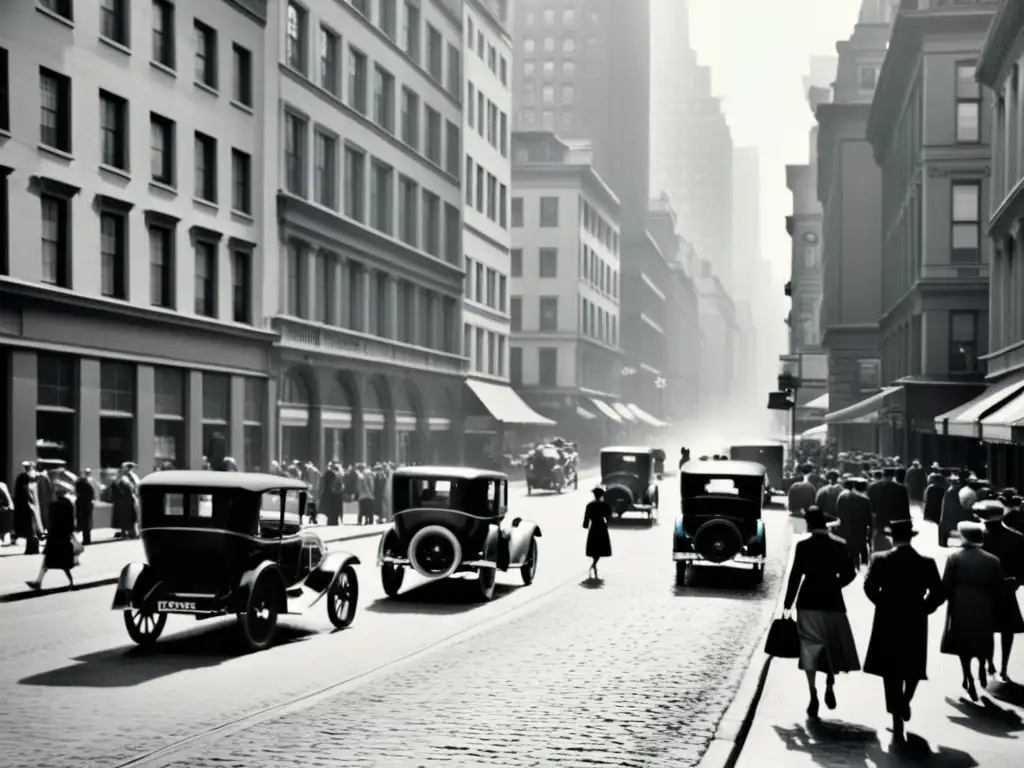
[949,311,977,373]
[398,175,418,247]
[500,56,507,85]
[539,296,558,331]
[194,132,217,202]
[100,0,129,46]
[232,250,251,323]
[510,296,522,331]
[403,1,420,62]
[447,44,461,96]
[952,182,980,263]
[100,211,127,299]
[475,165,484,211]
[99,91,129,170]
[232,149,252,214]
[344,145,366,221]
[152,0,175,69]
[39,68,71,153]
[38,354,76,410]
[284,112,307,197]
[194,241,217,317]
[40,195,70,288]
[194,20,217,89]
[286,242,303,316]
[499,184,508,228]
[401,87,419,149]
[427,25,443,81]
[101,362,135,413]
[510,346,522,385]
[232,44,253,107]
[380,0,397,39]
[539,248,557,278]
[425,107,442,165]
[444,203,459,263]
[511,197,524,227]
[488,332,497,375]
[348,47,368,114]
[465,157,473,205]
[370,161,393,234]
[320,26,340,96]
[511,248,522,276]
[539,197,558,227]
[314,130,337,208]
[422,191,440,256]
[538,348,557,386]
[446,122,460,177]
[149,225,174,307]
[286,2,307,74]
[475,327,485,371]
[499,112,508,156]
[475,262,483,302]
[373,65,395,132]
[150,113,175,185]
[0,47,8,133]
[498,275,506,312]
[956,62,980,143]
[40,0,73,22]
[858,66,876,91]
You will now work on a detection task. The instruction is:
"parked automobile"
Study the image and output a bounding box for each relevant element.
[111,471,360,652]
[376,466,541,601]
[673,459,768,586]
[728,441,784,505]
[526,445,577,494]
[599,446,660,523]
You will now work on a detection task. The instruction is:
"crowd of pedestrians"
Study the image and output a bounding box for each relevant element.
[781,454,1024,743]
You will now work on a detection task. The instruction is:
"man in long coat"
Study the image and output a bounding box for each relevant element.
[814,470,844,519]
[13,462,43,554]
[939,471,970,547]
[836,477,872,570]
[975,500,1024,680]
[862,519,945,742]
[868,467,910,552]
[787,464,816,518]
[318,462,345,526]
[74,468,96,545]
[904,460,926,502]
[922,469,948,524]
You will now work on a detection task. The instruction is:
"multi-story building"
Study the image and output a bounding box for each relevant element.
[510,131,640,444]
[266,0,468,468]
[866,0,995,463]
[1,0,275,484]
[695,263,737,422]
[816,2,892,450]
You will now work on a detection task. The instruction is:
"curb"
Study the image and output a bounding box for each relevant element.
[0,527,388,604]
[695,525,800,768]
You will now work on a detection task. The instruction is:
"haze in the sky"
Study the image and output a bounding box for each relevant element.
[687,0,863,287]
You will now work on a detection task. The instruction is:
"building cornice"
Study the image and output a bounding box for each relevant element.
[511,164,621,214]
[466,0,511,42]
[977,0,1024,86]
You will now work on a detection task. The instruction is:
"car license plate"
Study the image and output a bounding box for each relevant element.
[157,599,200,612]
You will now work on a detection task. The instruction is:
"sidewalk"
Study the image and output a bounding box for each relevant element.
[735,512,1024,767]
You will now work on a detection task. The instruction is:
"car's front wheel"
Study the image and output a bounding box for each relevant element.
[124,608,167,646]
[238,573,281,652]
[521,538,538,585]
[381,563,404,597]
[327,566,358,629]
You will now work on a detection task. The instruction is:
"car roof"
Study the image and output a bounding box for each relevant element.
[391,465,507,481]
[681,460,767,477]
[139,470,309,493]
[600,446,654,455]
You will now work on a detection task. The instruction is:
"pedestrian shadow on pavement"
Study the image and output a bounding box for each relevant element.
[17,623,315,688]
[606,517,659,530]
[579,576,604,589]
[364,578,518,615]
[946,695,1024,737]
[988,680,1024,709]
[772,720,978,767]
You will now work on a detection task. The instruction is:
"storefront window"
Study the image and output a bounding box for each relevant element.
[154,367,185,469]
[38,354,76,409]
[100,361,135,469]
[202,373,230,468]
[397,431,411,465]
[36,352,76,467]
[100,362,135,413]
[243,378,264,471]
[366,430,382,465]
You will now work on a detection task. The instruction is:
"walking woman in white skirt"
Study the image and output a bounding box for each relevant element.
[783,505,861,718]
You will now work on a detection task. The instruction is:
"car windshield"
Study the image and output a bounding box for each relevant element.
[601,453,647,477]
[392,477,504,517]
[681,474,763,502]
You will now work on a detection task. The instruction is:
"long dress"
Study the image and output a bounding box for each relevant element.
[43,497,77,570]
[583,500,612,558]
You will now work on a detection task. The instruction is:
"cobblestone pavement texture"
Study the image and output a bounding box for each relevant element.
[738,510,1024,767]
[147,497,794,767]
[0,479,617,767]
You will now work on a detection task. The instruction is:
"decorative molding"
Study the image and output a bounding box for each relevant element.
[28,175,80,199]
[189,224,223,245]
[228,235,257,252]
[144,208,181,228]
[94,193,134,213]
[927,165,991,178]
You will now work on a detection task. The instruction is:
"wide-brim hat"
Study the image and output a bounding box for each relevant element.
[804,506,839,530]
[885,519,918,538]
[958,520,985,545]
[591,485,605,497]
[974,499,1007,522]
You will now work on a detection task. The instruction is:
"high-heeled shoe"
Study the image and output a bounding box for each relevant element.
[807,695,820,718]
[964,678,978,702]
[979,664,988,689]
[824,686,836,710]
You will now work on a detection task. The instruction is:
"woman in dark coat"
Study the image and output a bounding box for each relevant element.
[26,496,77,590]
[976,500,1024,680]
[583,487,612,578]
[941,521,1005,700]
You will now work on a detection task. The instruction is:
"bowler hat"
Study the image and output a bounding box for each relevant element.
[958,520,985,546]
[804,505,838,531]
[826,469,840,481]
[974,499,1007,522]
[885,519,918,539]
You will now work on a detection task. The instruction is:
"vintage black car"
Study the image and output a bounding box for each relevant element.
[525,445,577,494]
[376,467,542,601]
[673,460,767,586]
[111,471,360,652]
[600,446,660,523]
[729,442,784,505]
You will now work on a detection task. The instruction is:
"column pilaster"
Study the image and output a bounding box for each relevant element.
[77,359,101,475]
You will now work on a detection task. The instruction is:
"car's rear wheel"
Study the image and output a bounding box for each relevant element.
[238,574,281,652]
[521,538,538,585]
[327,566,358,629]
[381,563,404,597]
[674,562,688,587]
[476,566,496,601]
[124,608,167,646]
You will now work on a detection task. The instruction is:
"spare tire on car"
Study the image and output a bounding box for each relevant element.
[603,484,633,511]
[692,519,743,563]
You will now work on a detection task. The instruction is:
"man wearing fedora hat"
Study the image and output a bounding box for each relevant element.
[975,500,1024,681]
[836,476,872,570]
[862,518,944,741]
[787,464,816,518]
[905,460,926,503]
[922,468,948,524]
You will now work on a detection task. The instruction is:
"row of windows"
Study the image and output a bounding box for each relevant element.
[517,107,575,132]
[509,346,558,388]
[509,295,558,332]
[510,195,559,227]
[466,83,509,156]
[522,36,598,56]
[465,13,509,87]
[523,58,577,79]
[464,156,508,227]
[33,191,253,323]
[522,7,578,27]
[580,297,618,346]
[464,256,508,313]
[581,200,619,254]
[288,0,460,97]
[284,241,458,353]
[463,324,507,377]
[580,245,619,298]
[521,82,574,108]
[956,61,981,144]
[283,113,460,263]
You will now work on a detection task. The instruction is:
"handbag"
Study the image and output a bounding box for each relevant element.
[71,536,84,556]
[764,611,801,658]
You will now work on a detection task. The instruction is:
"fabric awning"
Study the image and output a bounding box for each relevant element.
[933,377,1024,439]
[824,386,902,424]
[800,424,828,442]
[589,398,623,423]
[576,405,597,420]
[981,390,1024,442]
[627,403,667,428]
[466,379,555,425]
[803,393,829,411]
[612,402,637,422]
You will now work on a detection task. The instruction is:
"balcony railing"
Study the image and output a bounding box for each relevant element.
[272,316,467,375]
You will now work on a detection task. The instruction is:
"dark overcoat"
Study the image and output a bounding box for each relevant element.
[922,475,946,523]
[787,480,815,516]
[43,497,77,570]
[863,545,945,680]
[867,479,910,531]
[940,484,968,533]
[940,546,1003,659]
[111,475,137,531]
[318,470,345,524]
[814,482,843,519]
[583,500,612,558]
[905,466,926,502]
[981,521,1024,634]
[835,490,872,563]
